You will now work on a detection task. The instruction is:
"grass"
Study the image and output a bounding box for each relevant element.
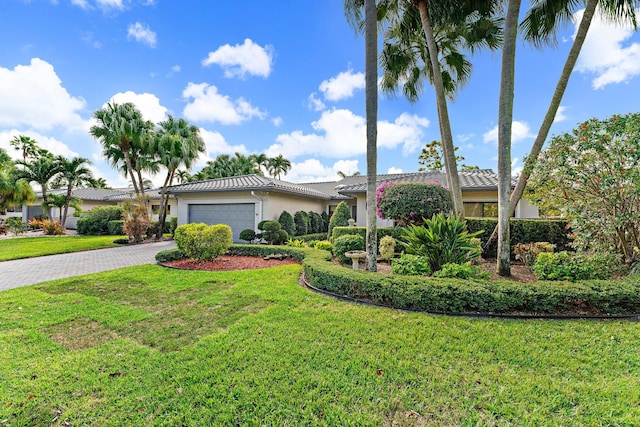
[1,264,639,426]
[0,235,124,261]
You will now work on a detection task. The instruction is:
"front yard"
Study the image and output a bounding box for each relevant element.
[0,235,124,261]
[1,263,638,425]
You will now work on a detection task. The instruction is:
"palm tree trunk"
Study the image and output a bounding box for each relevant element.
[496,0,522,276]
[415,0,464,217]
[61,184,73,229]
[156,169,174,240]
[484,0,598,250]
[123,151,140,196]
[365,0,378,272]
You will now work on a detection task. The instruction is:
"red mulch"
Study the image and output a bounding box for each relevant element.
[164,255,299,271]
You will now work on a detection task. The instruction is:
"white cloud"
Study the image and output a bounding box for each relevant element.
[512,157,523,176]
[202,38,273,79]
[0,58,89,132]
[574,8,640,89]
[171,65,181,73]
[307,93,326,111]
[456,133,475,143]
[284,159,360,182]
[267,109,429,159]
[108,91,168,123]
[482,120,535,145]
[554,105,568,123]
[127,22,157,48]
[96,0,124,10]
[0,129,78,160]
[319,69,365,101]
[387,166,403,174]
[182,82,265,125]
[272,117,283,127]
[71,0,89,8]
[193,128,248,169]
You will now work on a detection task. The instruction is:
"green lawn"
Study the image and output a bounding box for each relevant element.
[0,235,123,261]
[1,264,638,425]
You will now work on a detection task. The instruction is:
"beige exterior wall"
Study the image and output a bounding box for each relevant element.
[262,192,326,222]
[174,191,261,230]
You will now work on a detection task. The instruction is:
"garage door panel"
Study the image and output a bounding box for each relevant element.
[188,203,255,242]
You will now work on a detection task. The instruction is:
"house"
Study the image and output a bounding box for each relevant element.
[166,170,539,242]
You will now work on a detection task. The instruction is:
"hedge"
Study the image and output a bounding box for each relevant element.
[332,226,406,249]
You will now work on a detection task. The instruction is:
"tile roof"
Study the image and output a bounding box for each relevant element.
[38,187,166,201]
[166,174,333,199]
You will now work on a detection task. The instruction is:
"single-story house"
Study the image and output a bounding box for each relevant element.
[166,170,539,242]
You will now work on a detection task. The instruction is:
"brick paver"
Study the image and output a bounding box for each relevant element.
[0,240,176,291]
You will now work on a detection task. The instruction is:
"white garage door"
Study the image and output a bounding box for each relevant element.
[188,203,255,242]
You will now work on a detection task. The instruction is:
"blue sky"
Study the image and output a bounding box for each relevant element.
[1,0,639,187]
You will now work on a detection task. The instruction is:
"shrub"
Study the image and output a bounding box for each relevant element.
[76,206,124,235]
[328,201,351,240]
[277,229,289,244]
[314,240,333,252]
[295,233,328,242]
[169,216,178,236]
[108,220,125,236]
[293,211,310,236]
[433,262,490,281]
[286,238,306,247]
[533,251,627,282]
[332,226,406,248]
[378,235,396,261]
[320,211,329,232]
[391,254,432,276]
[333,234,365,265]
[513,242,555,267]
[43,220,64,235]
[239,228,257,243]
[174,223,233,261]
[155,248,187,263]
[376,182,453,226]
[309,211,323,234]
[259,220,282,245]
[146,220,171,239]
[278,211,295,236]
[400,213,483,272]
[122,198,150,243]
[5,218,26,236]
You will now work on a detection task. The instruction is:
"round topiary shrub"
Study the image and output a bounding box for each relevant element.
[328,201,351,240]
[239,228,257,243]
[376,182,453,226]
[333,234,365,265]
[259,220,282,245]
[278,211,295,236]
[174,223,232,261]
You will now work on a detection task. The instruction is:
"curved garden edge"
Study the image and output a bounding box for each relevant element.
[160,244,640,321]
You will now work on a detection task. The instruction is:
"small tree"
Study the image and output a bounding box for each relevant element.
[294,210,310,236]
[259,220,282,245]
[278,211,295,236]
[320,211,329,232]
[122,196,150,243]
[376,182,453,226]
[327,201,351,240]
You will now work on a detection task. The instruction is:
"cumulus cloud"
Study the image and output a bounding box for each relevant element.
[307,93,326,111]
[266,109,429,159]
[108,91,168,123]
[554,105,568,123]
[482,121,535,145]
[574,8,640,89]
[0,58,89,132]
[192,128,248,169]
[319,69,365,101]
[202,38,273,79]
[284,159,360,183]
[0,129,78,160]
[272,116,283,127]
[182,82,265,125]
[387,166,403,174]
[127,22,157,48]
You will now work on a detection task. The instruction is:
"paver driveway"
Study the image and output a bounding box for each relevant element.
[0,240,176,291]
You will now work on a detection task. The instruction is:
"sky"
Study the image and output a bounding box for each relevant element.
[1,0,639,188]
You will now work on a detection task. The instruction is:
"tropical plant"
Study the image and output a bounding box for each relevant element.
[121,196,151,243]
[0,168,35,213]
[267,154,292,179]
[399,213,483,272]
[9,135,40,165]
[54,156,94,227]
[87,177,111,189]
[15,152,61,219]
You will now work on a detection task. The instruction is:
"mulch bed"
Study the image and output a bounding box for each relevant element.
[163,255,299,271]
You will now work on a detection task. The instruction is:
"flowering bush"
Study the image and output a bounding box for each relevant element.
[376,182,452,226]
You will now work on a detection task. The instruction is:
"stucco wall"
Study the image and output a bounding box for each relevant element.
[173,191,261,230]
[263,192,326,222]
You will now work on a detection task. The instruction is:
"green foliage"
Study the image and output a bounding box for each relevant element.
[332,226,406,246]
[122,197,150,243]
[42,220,64,235]
[528,113,640,264]
[286,238,306,248]
[513,242,555,267]
[400,213,483,272]
[328,201,351,240]
[533,252,627,282]
[174,223,233,261]
[333,234,365,265]
[146,221,172,239]
[391,254,432,276]
[239,228,257,243]
[308,211,323,234]
[320,211,329,232]
[154,248,188,263]
[433,262,490,281]
[257,220,269,230]
[376,182,453,226]
[107,220,125,236]
[259,220,283,245]
[169,216,178,236]
[277,229,289,244]
[417,140,478,172]
[76,206,124,235]
[226,244,307,261]
[5,217,27,236]
[294,210,310,236]
[466,218,572,258]
[313,240,333,252]
[378,235,396,261]
[295,233,328,242]
[278,211,295,236]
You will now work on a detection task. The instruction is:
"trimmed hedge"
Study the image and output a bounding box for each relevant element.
[332,226,406,249]
[156,244,640,315]
[107,220,124,236]
[296,233,329,242]
[77,206,124,235]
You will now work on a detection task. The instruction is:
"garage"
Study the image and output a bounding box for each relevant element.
[188,203,255,242]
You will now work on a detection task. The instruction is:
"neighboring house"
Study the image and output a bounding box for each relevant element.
[166,169,539,242]
[22,188,177,229]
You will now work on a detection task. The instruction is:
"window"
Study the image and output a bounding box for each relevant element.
[463,202,498,218]
[7,205,22,213]
[151,205,170,215]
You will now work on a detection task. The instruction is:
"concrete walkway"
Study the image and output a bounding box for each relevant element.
[0,240,176,291]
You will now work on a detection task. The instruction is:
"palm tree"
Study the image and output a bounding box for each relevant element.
[267,155,292,180]
[249,153,269,175]
[9,135,39,165]
[337,170,362,178]
[16,154,61,219]
[55,156,94,228]
[151,115,205,239]
[90,102,153,197]
[88,177,110,189]
[0,168,35,213]
[175,169,192,184]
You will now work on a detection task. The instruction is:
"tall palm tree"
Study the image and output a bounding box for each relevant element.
[55,156,94,228]
[0,168,35,213]
[9,135,39,165]
[267,155,292,180]
[88,177,110,189]
[16,154,61,219]
[249,153,269,175]
[151,115,205,239]
[90,102,153,197]
[175,169,192,184]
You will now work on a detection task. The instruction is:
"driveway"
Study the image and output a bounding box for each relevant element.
[0,240,176,291]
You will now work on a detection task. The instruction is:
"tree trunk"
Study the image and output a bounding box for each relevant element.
[496,0,521,276]
[365,0,378,272]
[61,184,73,229]
[484,0,598,250]
[156,169,174,240]
[123,150,140,196]
[415,0,464,217]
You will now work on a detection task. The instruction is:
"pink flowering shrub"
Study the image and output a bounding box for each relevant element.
[376,181,452,226]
